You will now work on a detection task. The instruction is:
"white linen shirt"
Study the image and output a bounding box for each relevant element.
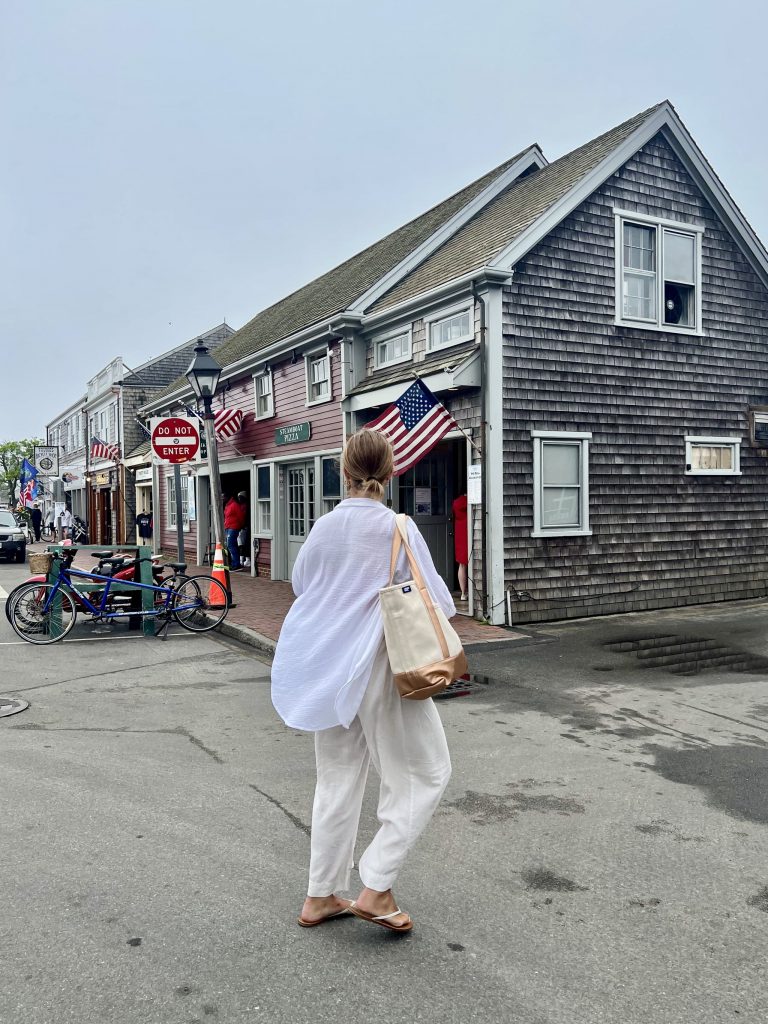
[271,498,456,731]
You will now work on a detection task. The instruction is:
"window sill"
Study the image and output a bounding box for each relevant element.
[685,471,742,477]
[614,318,704,338]
[531,529,592,539]
[254,410,275,422]
[306,395,333,408]
[374,353,412,371]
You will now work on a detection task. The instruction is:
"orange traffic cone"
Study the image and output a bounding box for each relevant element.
[210,543,235,608]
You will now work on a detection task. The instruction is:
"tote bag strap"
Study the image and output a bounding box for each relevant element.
[388,514,450,659]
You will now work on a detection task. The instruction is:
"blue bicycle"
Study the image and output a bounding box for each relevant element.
[8,549,229,644]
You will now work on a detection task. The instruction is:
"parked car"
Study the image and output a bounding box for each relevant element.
[0,510,27,563]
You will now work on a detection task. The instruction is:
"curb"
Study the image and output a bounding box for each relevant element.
[214,616,277,655]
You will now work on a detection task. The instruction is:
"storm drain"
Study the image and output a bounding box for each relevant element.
[603,634,768,676]
[0,697,29,718]
[435,674,491,700]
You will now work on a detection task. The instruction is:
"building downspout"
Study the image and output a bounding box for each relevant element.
[472,282,490,620]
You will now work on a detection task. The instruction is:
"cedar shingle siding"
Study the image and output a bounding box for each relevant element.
[502,134,768,622]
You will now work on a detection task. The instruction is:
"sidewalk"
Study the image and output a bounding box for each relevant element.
[187,559,522,653]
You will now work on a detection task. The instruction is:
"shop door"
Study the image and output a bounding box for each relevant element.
[287,462,315,575]
[397,444,453,582]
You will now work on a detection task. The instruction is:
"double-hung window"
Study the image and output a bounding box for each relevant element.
[532,431,591,537]
[256,464,272,534]
[616,211,702,333]
[306,351,331,405]
[426,304,473,352]
[374,328,411,368]
[321,456,342,513]
[167,473,190,531]
[254,370,274,419]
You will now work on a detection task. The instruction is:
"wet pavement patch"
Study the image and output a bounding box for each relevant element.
[603,634,768,678]
[643,742,768,824]
[746,887,768,913]
[522,868,588,892]
[445,785,584,825]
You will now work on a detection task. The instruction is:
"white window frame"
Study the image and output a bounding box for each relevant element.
[254,369,274,420]
[166,473,190,532]
[305,349,332,406]
[372,326,412,369]
[532,430,592,538]
[614,209,704,336]
[684,436,741,476]
[254,462,274,537]
[424,301,474,353]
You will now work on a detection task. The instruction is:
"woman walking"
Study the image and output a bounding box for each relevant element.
[271,429,455,933]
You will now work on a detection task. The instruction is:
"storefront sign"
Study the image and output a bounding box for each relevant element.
[415,487,432,515]
[150,416,201,464]
[61,465,85,490]
[467,464,482,505]
[275,421,311,446]
[34,446,59,476]
[135,467,153,483]
[95,472,111,487]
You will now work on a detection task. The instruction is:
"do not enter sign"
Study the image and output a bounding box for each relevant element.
[151,417,201,464]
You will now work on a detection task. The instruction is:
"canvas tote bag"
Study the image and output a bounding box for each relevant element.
[380,514,468,700]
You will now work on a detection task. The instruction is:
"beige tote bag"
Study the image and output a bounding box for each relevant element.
[380,514,468,700]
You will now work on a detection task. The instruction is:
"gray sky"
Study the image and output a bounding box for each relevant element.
[3,0,767,440]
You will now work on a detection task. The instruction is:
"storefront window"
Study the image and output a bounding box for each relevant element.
[322,457,341,514]
[257,465,271,534]
[167,474,189,530]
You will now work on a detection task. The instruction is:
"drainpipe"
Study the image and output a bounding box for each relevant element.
[472,282,490,620]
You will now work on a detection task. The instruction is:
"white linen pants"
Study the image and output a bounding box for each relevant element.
[307,643,452,896]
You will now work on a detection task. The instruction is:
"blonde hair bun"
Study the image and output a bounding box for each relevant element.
[342,430,395,500]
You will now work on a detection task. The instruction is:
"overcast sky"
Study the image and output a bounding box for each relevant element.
[2,0,767,441]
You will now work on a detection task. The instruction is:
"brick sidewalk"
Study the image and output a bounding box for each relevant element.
[187,560,521,649]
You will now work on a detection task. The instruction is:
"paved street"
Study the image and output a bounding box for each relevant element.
[2,557,767,1023]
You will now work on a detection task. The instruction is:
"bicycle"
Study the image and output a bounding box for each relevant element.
[8,549,229,645]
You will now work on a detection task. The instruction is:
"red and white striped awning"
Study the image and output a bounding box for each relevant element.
[214,408,243,440]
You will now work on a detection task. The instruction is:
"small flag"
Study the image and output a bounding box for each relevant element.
[135,419,151,440]
[184,404,204,421]
[19,458,38,507]
[366,378,457,475]
[214,408,243,440]
[91,436,120,462]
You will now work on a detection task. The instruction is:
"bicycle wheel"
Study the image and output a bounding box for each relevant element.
[9,583,77,644]
[171,575,228,632]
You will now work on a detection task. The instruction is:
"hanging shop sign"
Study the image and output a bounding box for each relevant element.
[275,421,311,446]
[95,472,111,486]
[135,466,153,483]
[150,416,200,464]
[34,446,59,477]
[467,464,482,505]
[60,465,85,490]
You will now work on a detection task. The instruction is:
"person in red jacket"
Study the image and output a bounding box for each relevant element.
[224,491,248,570]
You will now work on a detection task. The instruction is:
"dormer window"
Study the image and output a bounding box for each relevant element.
[426,304,473,352]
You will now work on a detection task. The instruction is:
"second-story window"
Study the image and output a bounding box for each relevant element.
[255,371,274,419]
[306,352,331,405]
[375,329,411,368]
[427,306,473,352]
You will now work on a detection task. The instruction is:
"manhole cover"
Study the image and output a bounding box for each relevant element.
[0,697,29,718]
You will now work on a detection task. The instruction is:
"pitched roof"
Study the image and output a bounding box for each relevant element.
[367,103,665,313]
[122,323,234,389]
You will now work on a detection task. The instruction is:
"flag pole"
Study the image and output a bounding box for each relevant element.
[410,370,482,455]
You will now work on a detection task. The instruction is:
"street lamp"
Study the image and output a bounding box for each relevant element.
[186,341,227,573]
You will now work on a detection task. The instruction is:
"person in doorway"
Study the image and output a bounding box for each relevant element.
[452,493,468,601]
[224,491,248,570]
[44,507,55,541]
[30,503,43,542]
[59,506,73,541]
[238,526,249,568]
[271,429,455,934]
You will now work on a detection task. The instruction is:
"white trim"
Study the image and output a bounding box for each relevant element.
[361,268,511,330]
[614,211,704,335]
[345,349,481,413]
[372,325,413,369]
[349,147,547,315]
[253,369,275,420]
[305,349,333,407]
[253,461,275,538]
[531,433,591,538]
[684,435,742,476]
[424,301,474,353]
[491,102,768,292]
[481,287,506,625]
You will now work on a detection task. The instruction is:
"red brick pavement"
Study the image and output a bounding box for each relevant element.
[187,561,519,647]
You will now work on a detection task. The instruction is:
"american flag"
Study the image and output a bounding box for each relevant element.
[214,408,243,440]
[366,379,457,475]
[90,436,120,462]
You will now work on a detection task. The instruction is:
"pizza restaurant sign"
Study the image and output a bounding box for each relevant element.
[275,421,311,446]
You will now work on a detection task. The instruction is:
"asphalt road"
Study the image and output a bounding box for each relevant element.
[1,557,767,1024]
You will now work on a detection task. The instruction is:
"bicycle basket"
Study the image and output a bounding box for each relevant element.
[28,552,53,574]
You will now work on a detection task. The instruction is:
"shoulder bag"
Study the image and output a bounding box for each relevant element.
[379,514,468,700]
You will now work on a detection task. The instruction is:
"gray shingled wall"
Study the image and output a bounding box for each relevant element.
[502,134,768,623]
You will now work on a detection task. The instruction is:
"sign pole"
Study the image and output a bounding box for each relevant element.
[173,463,184,564]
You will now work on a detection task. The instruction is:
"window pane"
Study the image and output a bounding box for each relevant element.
[542,443,579,485]
[322,457,341,499]
[431,310,471,348]
[542,487,580,527]
[691,444,733,471]
[623,224,655,271]
[257,465,270,500]
[623,273,656,319]
[664,231,695,284]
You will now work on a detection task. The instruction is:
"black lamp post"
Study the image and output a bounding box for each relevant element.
[186,341,227,572]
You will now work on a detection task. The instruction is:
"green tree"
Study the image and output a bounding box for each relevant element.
[0,438,44,505]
